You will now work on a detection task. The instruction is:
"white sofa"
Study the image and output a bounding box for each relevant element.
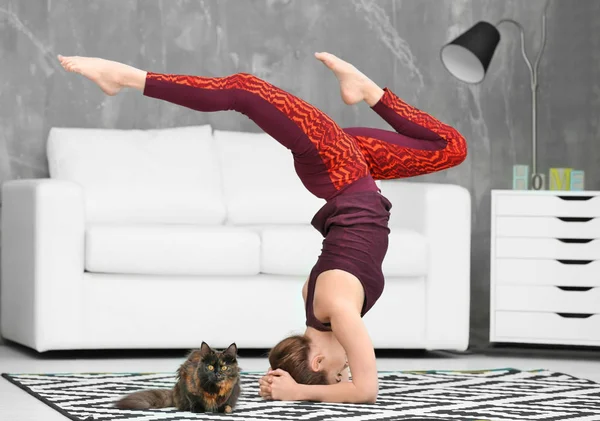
[0,125,471,352]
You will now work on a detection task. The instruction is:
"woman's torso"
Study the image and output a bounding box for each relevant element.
[305,186,392,330]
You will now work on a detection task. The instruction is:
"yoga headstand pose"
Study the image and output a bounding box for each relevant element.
[58,52,467,404]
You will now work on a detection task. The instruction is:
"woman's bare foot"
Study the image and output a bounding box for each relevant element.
[57,55,146,95]
[314,52,384,106]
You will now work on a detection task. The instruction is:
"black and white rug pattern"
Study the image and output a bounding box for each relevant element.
[3,369,600,421]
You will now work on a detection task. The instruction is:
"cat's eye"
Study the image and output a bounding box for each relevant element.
[207,365,214,371]
[222,366,228,371]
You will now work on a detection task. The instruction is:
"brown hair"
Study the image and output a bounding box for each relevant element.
[268,335,328,385]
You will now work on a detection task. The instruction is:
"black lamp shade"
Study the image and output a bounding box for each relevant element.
[441,21,501,84]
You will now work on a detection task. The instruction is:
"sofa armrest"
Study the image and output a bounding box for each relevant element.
[1,179,85,351]
[379,180,471,350]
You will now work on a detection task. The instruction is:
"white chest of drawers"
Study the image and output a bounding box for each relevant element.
[490,189,600,347]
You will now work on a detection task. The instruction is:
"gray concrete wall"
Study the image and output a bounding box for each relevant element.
[1,0,598,349]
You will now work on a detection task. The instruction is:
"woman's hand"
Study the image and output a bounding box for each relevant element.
[258,368,272,399]
[258,368,301,401]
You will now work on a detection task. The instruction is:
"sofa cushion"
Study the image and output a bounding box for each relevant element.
[260,226,428,277]
[47,125,226,225]
[86,224,260,276]
[260,225,324,276]
[213,130,325,225]
[384,229,428,277]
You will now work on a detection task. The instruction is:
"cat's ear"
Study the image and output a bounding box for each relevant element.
[200,342,212,357]
[224,343,238,358]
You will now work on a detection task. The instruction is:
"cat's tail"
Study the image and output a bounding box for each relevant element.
[115,389,174,409]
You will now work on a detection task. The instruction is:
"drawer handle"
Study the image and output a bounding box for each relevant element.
[557,259,593,265]
[557,238,593,244]
[557,195,595,201]
[556,286,594,292]
[557,217,595,222]
[556,313,593,319]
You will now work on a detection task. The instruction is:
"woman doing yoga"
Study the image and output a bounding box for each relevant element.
[58,52,467,404]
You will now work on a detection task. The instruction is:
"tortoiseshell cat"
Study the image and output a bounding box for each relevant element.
[116,342,241,414]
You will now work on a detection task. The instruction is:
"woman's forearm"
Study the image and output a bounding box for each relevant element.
[296,381,377,404]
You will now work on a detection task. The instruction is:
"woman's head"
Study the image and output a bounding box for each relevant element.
[268,333,348,385]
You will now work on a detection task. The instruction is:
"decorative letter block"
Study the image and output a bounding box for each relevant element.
[570,170,585,191]
[532,173,546,190]
[512,165,529,190]
[549,168,572,191]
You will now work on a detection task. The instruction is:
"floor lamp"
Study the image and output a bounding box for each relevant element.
[439,0,550,190]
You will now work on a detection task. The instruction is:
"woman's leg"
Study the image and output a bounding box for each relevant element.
[58,55,372,200]
[315,52,467,179]
[346,87,468,180]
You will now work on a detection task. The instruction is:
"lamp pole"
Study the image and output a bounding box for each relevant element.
[495,0,549,189]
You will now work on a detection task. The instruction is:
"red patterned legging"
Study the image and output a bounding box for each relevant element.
[143,72,467,201]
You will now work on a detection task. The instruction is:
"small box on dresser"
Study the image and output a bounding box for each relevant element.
[490,189,600,347]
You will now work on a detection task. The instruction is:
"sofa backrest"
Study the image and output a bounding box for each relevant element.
[213,130,325,225]
[47,125,227,225]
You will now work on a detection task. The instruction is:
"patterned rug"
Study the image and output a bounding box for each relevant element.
[3,369,600,421]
